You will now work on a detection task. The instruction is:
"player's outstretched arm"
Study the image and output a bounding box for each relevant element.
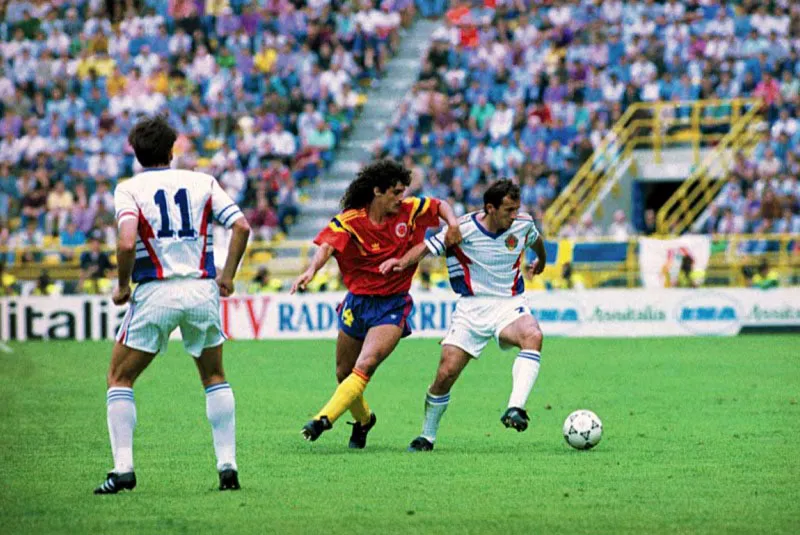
[379,242,430,275]
[437,200,462,247]
[113,218,138,305]
[291,243,335,294]
[529,235,547,276]
[218,217,251,297]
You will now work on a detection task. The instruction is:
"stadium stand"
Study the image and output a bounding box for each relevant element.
[0,0,417,292]
[0,0,797,294]
[371,0,798,240]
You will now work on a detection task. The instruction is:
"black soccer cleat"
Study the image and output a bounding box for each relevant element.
[348,412,377,449]
[218,467,240,491]
[501,407,530,432]
[94,471,136,495]
[407,436,434,452]
[301,416,332,441]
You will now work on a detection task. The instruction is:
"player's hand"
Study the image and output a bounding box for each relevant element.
[112,284,131,306]
[290,269,314,294]
[531,258,545,276]
[379,258,404,275]
[217,276,235,297]
[444,225,462,247]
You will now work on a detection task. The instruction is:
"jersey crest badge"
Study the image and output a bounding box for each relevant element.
[395,222,408,238]
[505,234,518,251]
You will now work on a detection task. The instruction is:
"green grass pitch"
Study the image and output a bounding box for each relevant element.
[1,336,799,534]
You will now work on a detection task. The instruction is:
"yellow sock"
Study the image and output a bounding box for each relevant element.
[315,370,369,423]
[348,395,372,425]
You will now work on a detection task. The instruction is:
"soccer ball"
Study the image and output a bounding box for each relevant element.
[563,410,603,450]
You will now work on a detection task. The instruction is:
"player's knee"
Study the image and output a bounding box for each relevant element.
[106,366,134,388]
[434,364,460,391]
[336,365,351,383]
[520,327,543,351]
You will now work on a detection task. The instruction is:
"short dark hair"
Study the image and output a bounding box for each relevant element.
[483,180,520,210]
[128,115,177,168]
[341,159,411,210]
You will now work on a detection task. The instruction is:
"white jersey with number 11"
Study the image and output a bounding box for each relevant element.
[114,168,244,284]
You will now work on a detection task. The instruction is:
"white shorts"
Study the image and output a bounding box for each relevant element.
[116,278,225,357]
[441,295,531,358]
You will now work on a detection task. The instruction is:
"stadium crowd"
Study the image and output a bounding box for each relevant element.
[0,0,415,260]
[374,0,799,238]
[0,0,797,295]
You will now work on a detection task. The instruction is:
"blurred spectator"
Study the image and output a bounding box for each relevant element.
[78,232,113,294]
[607,210,635,240]
[46,180,74,235]
[32,270,57,296]
[550,262,587,290]
[277,182,300,235]
[667,255,705,288]
[749,258,779,289]
[248,266,284,293]
[14,219,44,263]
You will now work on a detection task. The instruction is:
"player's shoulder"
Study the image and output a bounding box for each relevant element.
[458,212,476,227]
[332,208,367,227]
[514,211,534,222]
[334,208,366,221]
[401,195,438,213]
[513,212,537,228]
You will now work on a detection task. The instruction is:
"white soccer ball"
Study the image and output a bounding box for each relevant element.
[563,410,603,450]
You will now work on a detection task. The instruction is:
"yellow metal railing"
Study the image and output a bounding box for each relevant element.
[656,102,763,235]
[1,233,797,290]
[544,98,760,236]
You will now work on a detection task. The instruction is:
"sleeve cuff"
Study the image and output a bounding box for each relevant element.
[117,214,138,226]
[221,210,244,228]
[425,236,445,256]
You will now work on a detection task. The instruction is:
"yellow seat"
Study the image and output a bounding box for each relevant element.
[43,236,59,248]
[356,94,368,106]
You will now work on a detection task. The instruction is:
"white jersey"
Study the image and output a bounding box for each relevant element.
[114,168,244,283]
[425,212,540,297]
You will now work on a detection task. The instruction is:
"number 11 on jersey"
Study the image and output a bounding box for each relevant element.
[154,188,197,239]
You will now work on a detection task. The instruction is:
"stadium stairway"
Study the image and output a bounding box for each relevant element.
[289,20,438,240]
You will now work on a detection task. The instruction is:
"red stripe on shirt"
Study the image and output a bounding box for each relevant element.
[198,198,212,277]
[511,250,524,296]
[451,245,474,295]
[138,209,163,279]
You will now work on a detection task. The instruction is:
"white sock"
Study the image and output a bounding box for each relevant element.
[206,382,236,471]
[507,350,541,409]
[107,387,136,474]
[421,390,450,442]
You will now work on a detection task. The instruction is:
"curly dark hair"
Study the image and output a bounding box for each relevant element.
[128,114,177,168]
[340,159,412,210]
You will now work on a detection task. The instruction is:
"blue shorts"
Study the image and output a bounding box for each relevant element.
[337,292,414,341]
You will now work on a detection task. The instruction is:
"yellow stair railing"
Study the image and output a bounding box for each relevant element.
[544,98,759,236]
[656,100,763,235]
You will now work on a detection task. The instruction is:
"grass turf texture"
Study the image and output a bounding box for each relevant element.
[1,336,798,534]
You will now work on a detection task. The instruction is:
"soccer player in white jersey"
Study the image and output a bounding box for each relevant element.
[94,116,251,494]
[379,180,547,451]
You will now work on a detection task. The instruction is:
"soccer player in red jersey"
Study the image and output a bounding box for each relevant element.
[290,159,461,445]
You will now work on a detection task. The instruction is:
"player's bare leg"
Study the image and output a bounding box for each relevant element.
[498,314,544,432]
[195,343,239,490]
[94,342,156,494]
[336,331,377,448]
[409,344,472,452]
[302,325,403,441]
